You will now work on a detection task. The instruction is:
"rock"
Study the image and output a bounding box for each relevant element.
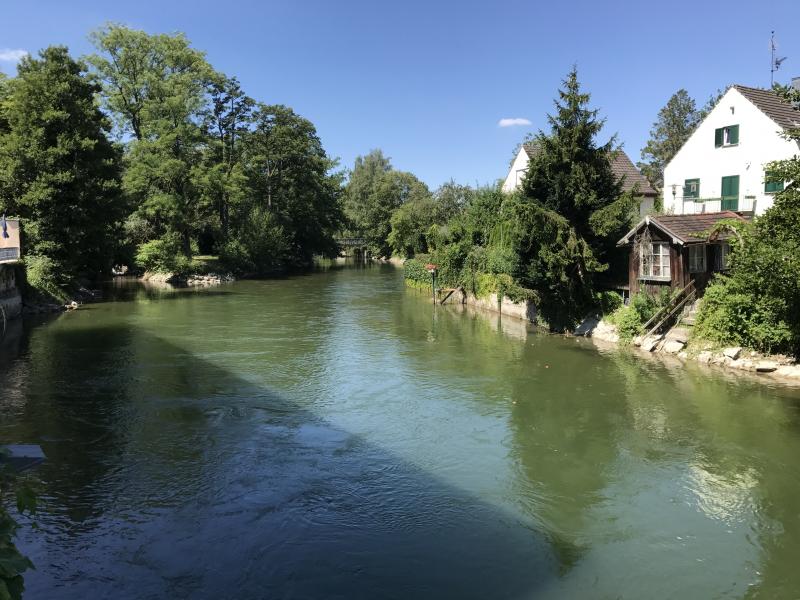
[756,361,778,373]
[677,351,689,360]
[697,351,714,364]
[641,335,664,353]
[723,347,742,360]
[666,327,691,344]
[632,335,643,347]
[663,340,685,354]
[590,320,619,344]
[776,365,800,378]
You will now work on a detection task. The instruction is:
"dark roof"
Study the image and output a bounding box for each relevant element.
[522,143,656,196]
[609,151,658,196]
[733,85,800,130]
[618,211,748,246]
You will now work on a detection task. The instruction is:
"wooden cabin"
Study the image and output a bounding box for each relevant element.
[616,211,748,297]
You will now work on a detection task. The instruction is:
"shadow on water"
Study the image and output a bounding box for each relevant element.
[1,320,558,600]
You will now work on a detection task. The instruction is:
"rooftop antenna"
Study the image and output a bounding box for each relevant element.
[771,31,788,87]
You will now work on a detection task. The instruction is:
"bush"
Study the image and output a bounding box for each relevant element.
[607,290,673,341]
[220,206,291,276]
[403,256,433,290]
[24,254,68,302]
[694,277,792,353]
[596,290,623,314]
[135,234,191,275]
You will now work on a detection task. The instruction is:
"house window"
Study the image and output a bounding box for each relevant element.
[688,245,706,273]
[715,243,732,271]
[640,242,671,280]
[715,125,739,147]
[683,178,700,199]
[721,175,740,210]
[764,171,785,193]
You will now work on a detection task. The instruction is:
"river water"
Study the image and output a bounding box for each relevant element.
[2,263,800,599]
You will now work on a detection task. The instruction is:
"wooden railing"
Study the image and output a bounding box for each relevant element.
[640,280,696,339]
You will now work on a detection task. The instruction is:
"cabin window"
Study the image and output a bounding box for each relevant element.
[683,178,700,199]
[688,245,706,273]
[764,171,784,193]
[640,242,671,280]
[715,243,732,271]
[715,125,739,147]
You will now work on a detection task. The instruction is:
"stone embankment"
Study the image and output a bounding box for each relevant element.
[587,318,800,383]
[142,272,234,286]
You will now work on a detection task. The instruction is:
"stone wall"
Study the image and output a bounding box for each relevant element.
[0,263,22,321]
[462,292,537,323]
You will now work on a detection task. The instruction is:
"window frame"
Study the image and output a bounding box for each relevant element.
[639,242,671,281]
[688,244,706,274]
[715,124,739,148]
[716,243,732,271]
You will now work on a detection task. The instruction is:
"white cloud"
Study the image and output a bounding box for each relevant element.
[498,117,532,128]
[0,49,28,63]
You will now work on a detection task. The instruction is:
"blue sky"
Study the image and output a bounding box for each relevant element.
[1,0,798,189]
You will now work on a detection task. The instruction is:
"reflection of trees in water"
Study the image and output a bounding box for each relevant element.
[506,341,633,573]
[606,351,800,597]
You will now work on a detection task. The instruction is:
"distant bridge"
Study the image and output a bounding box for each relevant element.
[334,237,369,258]
[336,237,367,248]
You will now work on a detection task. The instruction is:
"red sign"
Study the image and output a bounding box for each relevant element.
[425,263,437,273]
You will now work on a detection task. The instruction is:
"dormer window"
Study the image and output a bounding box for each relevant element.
[715,125,739,147]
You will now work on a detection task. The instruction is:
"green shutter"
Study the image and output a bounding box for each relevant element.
[684,178,700,199]
[715,128,723,147]
[765,171,784,193]
[721,175,739,210]
[728,124,739,144]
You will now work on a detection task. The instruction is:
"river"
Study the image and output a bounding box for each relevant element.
[2,263,800,599]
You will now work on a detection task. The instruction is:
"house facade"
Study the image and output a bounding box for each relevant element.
[617,211,747,296]
[663,85,799,216]
[502,143,658,215]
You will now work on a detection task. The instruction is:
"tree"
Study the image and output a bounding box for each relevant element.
[200,75,254,243]
[90,25,217,261]
[519,67,637,328]
[637,89,700,191]
[0,46,123,285]
[343,150,428,256]
[231,104,343,269]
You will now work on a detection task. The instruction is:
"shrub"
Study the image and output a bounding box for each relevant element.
[24,254,68,302]
[694,277,792,353]
[135,234,191,275]
[607,290,673,341]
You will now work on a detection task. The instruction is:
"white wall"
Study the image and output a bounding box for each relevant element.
[663,87,799,215]
[502,147,531,193]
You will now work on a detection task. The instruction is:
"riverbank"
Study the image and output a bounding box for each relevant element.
[585,316,800,385]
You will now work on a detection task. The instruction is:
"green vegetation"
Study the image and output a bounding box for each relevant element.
[392,69,639,330]
[0,26,344,299]
[0,47,123,297]
[637,89,701,192]
[606,290,672,341]
[0,450,37,600]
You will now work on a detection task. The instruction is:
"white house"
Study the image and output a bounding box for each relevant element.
[502,143,658,215]
[663,84,799,216]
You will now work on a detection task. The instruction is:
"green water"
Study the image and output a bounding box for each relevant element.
[2,263,800,599]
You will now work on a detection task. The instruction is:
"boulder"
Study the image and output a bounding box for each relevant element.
[776,365,800,378]
[697,351,714,364]
[723,347,742,360]
[663,340,685,354]
[641,335,664,353]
